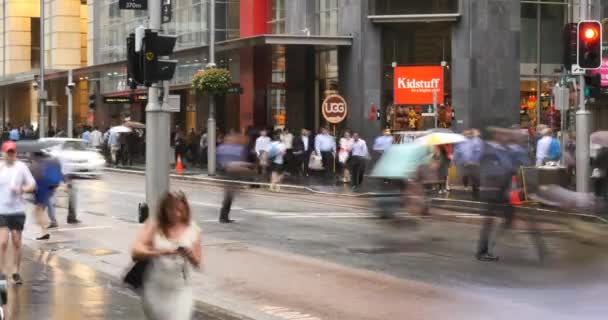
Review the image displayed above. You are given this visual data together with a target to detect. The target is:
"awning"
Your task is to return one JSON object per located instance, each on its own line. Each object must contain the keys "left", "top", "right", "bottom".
{"left": 368, "top": 13, "right": 461, "bottom": 23}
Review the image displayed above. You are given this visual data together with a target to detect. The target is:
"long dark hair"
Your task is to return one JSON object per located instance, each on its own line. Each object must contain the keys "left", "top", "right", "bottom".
{"left": 157, "top": 191, "right": 191, "bottom": 237}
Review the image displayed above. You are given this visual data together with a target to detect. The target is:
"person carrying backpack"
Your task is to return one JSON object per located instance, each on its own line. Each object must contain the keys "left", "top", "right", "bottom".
{"left": 31, "top": 152, "right": 64, "bottom": 240}
{"left": 268, "top": 132, "right": 287, "bottom": 192}
{"left": 535, "top": 128, "right": 559, "bottom": 166}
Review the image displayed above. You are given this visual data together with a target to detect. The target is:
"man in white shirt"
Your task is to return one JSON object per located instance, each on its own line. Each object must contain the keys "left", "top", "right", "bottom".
{"left": 269, "top": 133, "right": 287, "bottom": 191}
{"left": 0, "top": 141, "right": 36, "bottom": 285}
{"left": 90, "top": 127, "right": 103, "bottom": 149}
{"left": 349, "top": 133, "right": 369, "bottom": 189}
{"left": 314, "top": 127, "right": 336, "bottom": 178}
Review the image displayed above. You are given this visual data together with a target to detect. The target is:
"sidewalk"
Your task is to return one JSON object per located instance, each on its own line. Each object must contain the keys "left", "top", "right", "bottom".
{"left": 21, "top": 206, "right": 570, "bottom": 320}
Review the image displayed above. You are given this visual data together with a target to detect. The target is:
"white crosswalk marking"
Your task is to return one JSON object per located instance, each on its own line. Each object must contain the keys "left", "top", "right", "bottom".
{"left": 259, "top": 305, "right": 321, "bottom": 320}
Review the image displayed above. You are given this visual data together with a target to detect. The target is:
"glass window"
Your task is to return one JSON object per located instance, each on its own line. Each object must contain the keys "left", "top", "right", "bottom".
{"left": 370, "top": 0, "right": 458, "bottom": 15}
{"left": 268, "top": 0, "right": 286, "bottom": 34}
{"left": 316, "top": 0, "right": 340, "bottom": 36}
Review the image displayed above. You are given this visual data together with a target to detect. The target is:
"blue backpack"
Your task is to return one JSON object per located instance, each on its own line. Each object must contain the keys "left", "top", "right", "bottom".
{"left": 42, "top": 160, "right": 63, "bottom": 187}
{"left": 267, "top": 142, "right": 280, "bottom": 160}
{"left": 547, "top": 138, "right": 561, "bottom": 161}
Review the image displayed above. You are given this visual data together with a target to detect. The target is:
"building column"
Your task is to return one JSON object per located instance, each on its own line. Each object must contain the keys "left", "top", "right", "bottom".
{"left": 47, "top": 0, "right": 81, "bottom": 70}
{"left": 338, "top": 0, "right": 382, "bottom": 142}
{"left": 451, "top": 0, "right": 520, "bottom": 131}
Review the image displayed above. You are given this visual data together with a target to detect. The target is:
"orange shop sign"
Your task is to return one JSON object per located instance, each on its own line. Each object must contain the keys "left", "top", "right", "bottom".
{"left": 394, "top": 66, "right": 444, "bottom": 105}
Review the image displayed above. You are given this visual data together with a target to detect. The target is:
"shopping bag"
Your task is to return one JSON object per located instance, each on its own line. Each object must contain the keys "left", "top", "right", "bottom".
{"left": 338, "top": 149, "right": 349, "bottom": 164}
{"left": 309, "top": 154, "right": 324, "bottom": 171}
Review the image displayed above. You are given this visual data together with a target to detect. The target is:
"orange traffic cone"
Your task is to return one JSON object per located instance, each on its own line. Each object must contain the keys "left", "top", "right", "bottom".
{"left": 176, "top": 155, "right": 184, "bottom": 174}
{"left": 509, "top": 175, "right": 522, "bottom": 206}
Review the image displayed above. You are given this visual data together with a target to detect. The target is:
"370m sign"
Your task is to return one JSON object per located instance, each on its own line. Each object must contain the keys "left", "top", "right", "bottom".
{"left": 322, "top": 95, "right": 348, "bottom": 124}
{"left": 119, "top": 0, "right": 147, "bottom": 10}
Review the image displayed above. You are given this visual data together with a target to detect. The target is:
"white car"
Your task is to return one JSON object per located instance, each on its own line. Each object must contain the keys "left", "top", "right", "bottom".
{"left": 40, "top": 138, "right": 106, "bottom": 177}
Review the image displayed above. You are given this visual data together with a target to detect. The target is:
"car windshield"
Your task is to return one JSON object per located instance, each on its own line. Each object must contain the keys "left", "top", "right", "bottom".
{"left": 62, "top": 141, "right": 88, "bottom": 151}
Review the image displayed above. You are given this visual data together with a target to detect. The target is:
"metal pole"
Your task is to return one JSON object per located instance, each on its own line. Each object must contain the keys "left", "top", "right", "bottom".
{"left": 67, "top": 69, "right": 73, "bottom": 138}
{"left": 207, "top": 0, "right": 216, "bottom": 176}
{"left": 536, "top": 3, "right": 542, "bottom": 127}
{"left": 433, "top": 91, "right": 438, "bottom": 128}
{"left": 145, "top": 0, "right": 170, "bottom": 216}
{"left": 576, "top": 0, "right": 591, "bottom": 193}
{"left": 39, "top": 0, "right": 46, "bottom": 138}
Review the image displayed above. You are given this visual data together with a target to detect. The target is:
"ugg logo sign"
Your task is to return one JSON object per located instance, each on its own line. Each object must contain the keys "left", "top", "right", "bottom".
{"left": 322, "top": 95, "right": 348, "bottom": 124}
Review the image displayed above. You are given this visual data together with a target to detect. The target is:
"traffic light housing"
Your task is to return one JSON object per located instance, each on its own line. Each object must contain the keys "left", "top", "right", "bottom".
{"left": 563, "top": 23, "right": 578, "bottom": 69}
{"left": 577, "top": 20, "right": 602, "bottom": 69}
{"left": 142, "top": 30, "right": 177, "bottom": 85}
{"left": 88, "top": 94, "right": 96, "bottom": 109}
{"left": 126, "top": 33, "right": 143, "bottom": 89}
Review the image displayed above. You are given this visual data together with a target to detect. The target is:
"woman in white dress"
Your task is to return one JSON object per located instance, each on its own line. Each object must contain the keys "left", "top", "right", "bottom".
{"left": 338, "top": 131, "right": 354, "bottom": 183}
{"left": 132, "top": 192, "right": 202, "bottom": 320}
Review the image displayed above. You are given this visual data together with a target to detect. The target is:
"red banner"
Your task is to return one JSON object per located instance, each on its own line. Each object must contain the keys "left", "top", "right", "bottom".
{"left": 394, "top": 66, "right": 444, "bottom": 105}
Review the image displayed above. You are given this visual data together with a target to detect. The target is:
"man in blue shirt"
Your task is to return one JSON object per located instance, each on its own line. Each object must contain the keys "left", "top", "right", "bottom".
{"left": 314, "top": 127, "right": 336, "bottom": 179}
{"left": 9, "top": 128, "right": 19, "bottom": 141}
{"left": 81, "top": 127, "right": 91, "bottom": 144}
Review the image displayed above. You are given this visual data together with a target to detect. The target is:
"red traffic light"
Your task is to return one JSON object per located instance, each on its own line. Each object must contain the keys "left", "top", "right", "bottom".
{"left": 577, "top": 20, "right": 603, "bottom": 69}
{"left": 583, "top": 26, "right": 599, "bottom": 41}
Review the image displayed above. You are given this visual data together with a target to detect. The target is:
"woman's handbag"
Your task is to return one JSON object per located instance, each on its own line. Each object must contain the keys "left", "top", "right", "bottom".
{"left": 123, "top": 259, "right": 150, "bottom": 290}
{"left": 309, "top": 153, "right": 324, "bottom": 171}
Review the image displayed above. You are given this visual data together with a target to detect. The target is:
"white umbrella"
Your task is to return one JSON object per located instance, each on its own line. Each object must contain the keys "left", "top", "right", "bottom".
{"left": 109, "top": 125, "right": 132, "bottom": 134}
{"left": 415, "top": 132, "right": 466, "bottom": 146}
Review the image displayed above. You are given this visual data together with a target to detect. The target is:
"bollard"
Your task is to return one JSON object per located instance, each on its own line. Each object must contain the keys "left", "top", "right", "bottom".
{"left": 138, "top": 203, "right": 149, "bottom": 223}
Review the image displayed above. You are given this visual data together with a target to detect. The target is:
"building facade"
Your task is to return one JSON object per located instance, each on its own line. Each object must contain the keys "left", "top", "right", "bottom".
{"left": 0, "top": 0, "right": 605, "bottom": 140}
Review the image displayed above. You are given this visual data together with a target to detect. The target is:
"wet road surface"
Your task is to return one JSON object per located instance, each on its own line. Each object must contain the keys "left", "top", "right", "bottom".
{"left": 48, "top": 173, "right": 608, "bottom": 319}
{"left": 5, "top": 248, "right": 209, "bottom": 320}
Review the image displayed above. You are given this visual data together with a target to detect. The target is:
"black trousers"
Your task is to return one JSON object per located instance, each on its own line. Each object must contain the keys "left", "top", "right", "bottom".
{"left": 219, "top": 186, "right": 236, "bottom": 221}
{"left": 350, "top": 156, "right": 366, "bottom": 187}
{"left": 320, "top": 151, "right": 334, "bottom": 178}
{"left": 462, "top": 164, "right": 481, "bottom": 200}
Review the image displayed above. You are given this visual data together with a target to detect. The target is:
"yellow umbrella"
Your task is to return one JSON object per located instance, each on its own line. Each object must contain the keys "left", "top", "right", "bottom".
{"left": 415, "top": 132, "right": 466, "bottom": 146}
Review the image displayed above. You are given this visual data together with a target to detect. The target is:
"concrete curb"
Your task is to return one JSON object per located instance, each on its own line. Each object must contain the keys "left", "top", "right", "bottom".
{"left": 104, "top": 167, "right": 608, "bottom": 225}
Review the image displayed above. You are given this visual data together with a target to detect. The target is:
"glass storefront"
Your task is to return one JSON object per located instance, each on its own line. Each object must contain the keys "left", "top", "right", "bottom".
{"left": 380, "top": 22, "right": 452, "bottom": 131}
{"left": 520, "top": 0, "right": 569, "bottom": 130}
{"left": 316, "top": 0, "right": 340, "bottom": 35}
{"left": 269, "top": 46, "right": 286, "bottom": 129}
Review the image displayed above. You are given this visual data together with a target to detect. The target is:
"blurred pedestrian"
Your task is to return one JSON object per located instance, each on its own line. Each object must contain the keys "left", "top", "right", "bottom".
{"left": 338, "top": 130, "right": 354, "bottom": 183}
{"left": 131, "top": 192, "right": 202, "bottom": 320}
{"left": 217, "top": 133, "right": 253, "bottom": 223}
{"left": 30, "top": 152, "right": 64, "bottom": 240}
{"left": 280, "top": 128, "right": 294, "bottom": 174}
{"left": 535, "top": 127, "right": 559, "bottom": 166}
{"left": 174, "top": 127, "right": 186, "bottom": 165}
{"left": 8, "top": 127, "right": 19, "bottom": 142}
{"left": 0, "top": 141, "right": 36, "bottom": 285}
{"left": 268, "top": 132, "right": 287, "bottom": 192}
{"left": 109, "top": 131, "right": 120, "bottom": 166}
{"left": 349, "top": 132, "right": 369, "bottom": 190}
{"left": 293, "top": 129, "right": 314, "bottom": 177}
{"left": 314, "top": 127, "right": 336, "bottom": 180}
{"left": 454, "top": 129, "right": 483, "bottom": 200}
{"left": 90, "top": 127, "right": 103, "bottom": 149}
{"left": 255, "top": 129, "right": 271, "bottom": 175}
{"left": 81, "top": 126, "right": 91, "bottom": 144}
{"left": 373, "top": 129, "right": 393, "bottom": 161}
{"left": 199, "top": 128, "right": 208, "bottom": 168}
{"left": 432, "top": 145, "right": 450, "bottom": 194}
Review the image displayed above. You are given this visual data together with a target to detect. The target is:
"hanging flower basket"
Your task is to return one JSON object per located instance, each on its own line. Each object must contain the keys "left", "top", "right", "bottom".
{"left": 192, "top": 68, "right": 232, "bottom": 95}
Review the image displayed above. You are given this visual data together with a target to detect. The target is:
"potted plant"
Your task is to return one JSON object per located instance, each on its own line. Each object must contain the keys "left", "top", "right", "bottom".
{"left": 191, "top": 68, "right": 232, "bottom": 95}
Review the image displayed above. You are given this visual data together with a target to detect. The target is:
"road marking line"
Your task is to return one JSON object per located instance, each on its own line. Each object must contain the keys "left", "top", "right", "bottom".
{"left": 51, "top": 226, "right": 113, "bottom": 232}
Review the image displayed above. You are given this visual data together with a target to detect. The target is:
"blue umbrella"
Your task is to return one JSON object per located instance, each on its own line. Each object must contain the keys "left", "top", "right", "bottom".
{"left": 370, "top": 143, "right": 431, "bottom": 179}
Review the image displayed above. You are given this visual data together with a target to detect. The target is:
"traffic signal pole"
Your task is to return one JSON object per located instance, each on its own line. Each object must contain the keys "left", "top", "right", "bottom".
{"left": 576, "top": 0, "right": 591, "bottom": 193}
{"left": 207, "top": 0, "right": 217, "bottom": 176}
{"left": 145, "top": 0, "right": 170, "bottom": 217}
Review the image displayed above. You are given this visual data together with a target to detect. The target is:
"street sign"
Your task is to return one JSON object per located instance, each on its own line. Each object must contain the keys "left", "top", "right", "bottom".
{"left": 163, "top": 95, "right": 181, "bottom": 112}
{"left": 572, "top": 64, "right": 585, "bottom": 75}
{"left": 394, "top": 66, "right": 444, "bottom": 105}
{"left": 119, "top": 0, "right": 147, "bottom": 10}
{"left": 322, "top": 94, "right": 348, "bottom": 124}
{"left": 162, "top": 0, "right": 172, "bottom": 24}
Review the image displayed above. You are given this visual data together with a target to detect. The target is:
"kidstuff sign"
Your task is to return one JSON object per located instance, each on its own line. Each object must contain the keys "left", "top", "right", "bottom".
{"left": 394, "top": 66, "right": 444, "bottom": 105}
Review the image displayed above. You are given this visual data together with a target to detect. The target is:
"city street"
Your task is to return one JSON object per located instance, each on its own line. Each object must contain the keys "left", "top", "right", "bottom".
{"left": 19, "top": 172, "right": 608, "bottom": 320}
